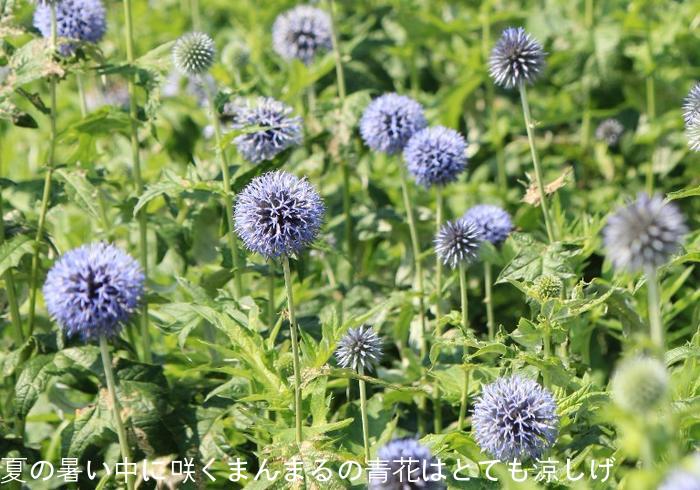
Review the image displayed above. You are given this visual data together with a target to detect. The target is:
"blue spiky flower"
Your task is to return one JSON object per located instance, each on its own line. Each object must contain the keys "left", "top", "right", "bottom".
{"left": 234, "top": 171, "right": 324, "bottom": 259}
{"left": 360, "top": 93, "right": 427, "bottom": 155}
{"left": 603, "top": 193, "right": 687, "bottom": 272}
{"left": 489, "top": 27, "right": 545, "bottom": 89}
{"left": 683, "top": 82, "right": 700, "bottom": 126}
{"left": 225, "top": 97, "right": 303, "bottom": 164}
{"left": 595, "top": 118, "right": 624, "bottom": 146}
{"left": 403, "top": 126, "right": 467, "bottom": 187}
{"left": 172, "top": 32, "right": 216, "bottom": 76}
{"left": 463, "top": 204, "right": 513, "bottom": 245}
{"left": 335, "top": 326, "right": 382, "bottom": 373}
{"left": 34, "top": 0, "right": 106, "bottom": 55}
{"left": 434, "top": 218, "right": 483, "bottom": 269}
{"left": 43, "top": 243, "right": 144, "bottom": 341}
{"left": 369, "top": 438, "right": 445, "bottom": 489}
{"left": 272, "top": 5, "right": 332, "bottom": 65}
{"left": 659, "top": 468, "right": 700, "bottom": 490}
{"left": 472, "top": 375, "right": 558, "bottom": 461}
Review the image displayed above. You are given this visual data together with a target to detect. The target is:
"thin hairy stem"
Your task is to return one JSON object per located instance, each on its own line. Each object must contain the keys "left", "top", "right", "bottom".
{"left": 358, "top": 367, "right": 370, "bottom": 463}
{"left": 283, "top": 257, "right": 303, "bottom": 444}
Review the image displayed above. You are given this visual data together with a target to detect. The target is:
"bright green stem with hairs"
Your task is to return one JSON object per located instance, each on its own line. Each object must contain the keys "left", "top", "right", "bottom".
{"left": 282, "top": 257, "right": 303, "bottom": 445}
{"left": 205, "top": 85, "right": 243, "bottom": 299}
{"left": 519, "top": 82, "right": 555, "bottom": 244}
{"left": 27, "top": 5, "right": 59, "bottom": 336}
{"left": 99, "top": 336, "right": 134, "bottom": 490}
{"left": 268, "top": 270, "right": 275, "bottom": 328}
{"left": 358, "top": 367, "right": 370, "bottom": 463}
{"left": 646, "top": 267, "right": 663, "bottom": 349}
{"left": 484, "top": 263, "right": 495, "bottom": 341}
{"left": 123, "top": 0, "right": 152, "bottom": 362}
{"left": 457, "top": 261, "right": 470, "bottom": 431}
{"left": 433, "top": 190, "right": 444, "bottom": 433}
{"left": 458, "top": 366, "right": 470, "bottom": 432}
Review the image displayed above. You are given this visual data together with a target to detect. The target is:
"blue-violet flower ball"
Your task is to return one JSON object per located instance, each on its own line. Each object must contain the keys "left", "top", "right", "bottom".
{"left": 434, "top": 218, "right": 483, "bottom": 269}
{"left": 234, "top": 171, "right": 324, "bottom": 259}
{"left": 403, "top": 126, "right": 467, "bottom": 187}
{"left": 360, "top": 93, "right": 427, "bottom": 155}
{"left": 659, "top": 468, "right": 700, "bottom": 490}
{"left": 272, "top": 5, "right": 332, "bottom": 65}
{"left": 489, "top": 27, "right": 545, "bottom": 89}
{"left": 335, "top": 325, "right": 382, "bottom": 373}
{"left": 472, "top": 375, "right": 559, "bottom": 461}
{"left": 463, "top": 204, "right": 513, "bottom": 245}
{"left": 595, "top": 118, "right": 624, "bottom": 146}
{"left": 43, "top": 242, "right": 144, "bottom": 341}
{"left": 34, "top": 0, "right": 106, "bottom": 55}
{"left": 225, "top": 97, "right": 303, "bottom": 164}
{"left": 369, "top": 438, "right": 445, "bottom": 490}
{"left": 683, "top": 82, "right": 700, "bottom": 127}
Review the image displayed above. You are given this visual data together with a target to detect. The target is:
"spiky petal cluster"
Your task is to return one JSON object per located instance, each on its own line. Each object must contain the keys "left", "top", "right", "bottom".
{"left": 234, "top": 171, "right": 324, "bottom": 259}
{"left": 463, "top": 205, "right": 513, "bottom": 245}
{"left": 659, "top": 469, "right": 700, "bottom": 490}
{"left": 532, "top": 274, "right": 562, "bottom": 301}
{"left": 42, "top": 243, "right": 144, "bottom": 341}
{"left": 683, "top": 83, "right": 700, "bottom": 151}
{"left": 335, "top": 325, "right": 382, "bottom": 373}
{"left": 225, "top": 97, "right": 303, "bottom": 164}
{"left": 403, "top": 126, "right": 467, "bottom": 187}
{"left": 34, "top": 0, "right": 106, "bottom": 55}
{"left": 611, "top": 357, "right": 669, "bottom": 413}
{"left": 489, "top": 27, "right": 545, "bottom": 89}
{"left": 369, "top": 438, "right": 445, "bottom": 490}
{"left": 472, "top": 375, "right": 559, "bottom": 461}
{"left": 595, "top": 118, "right": 624, "bottom": 146}
{"left": 603, "top": 193, "right": 687, "bottom": 272}
{"left": 434, "top": 218, "right": 483, "bottom": 269}
{"left": 360, "top": 93, "right": 427, "bottom": 155}
{"left": 173, "top": 32, "right": 216, "bottom": 76}
{"left": 272, "top": 5, "right": 332, "bottom": 65}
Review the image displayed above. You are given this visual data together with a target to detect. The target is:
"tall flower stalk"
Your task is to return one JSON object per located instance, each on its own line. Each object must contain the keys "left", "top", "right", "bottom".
{"left": 282, "top": 257, "right": 303, "bottom": 443}
{"left": 433, "top": 190, "right": 444, "bottom": 432}
{"left": 457, "top": 260, "right": 470, "bottom": 430}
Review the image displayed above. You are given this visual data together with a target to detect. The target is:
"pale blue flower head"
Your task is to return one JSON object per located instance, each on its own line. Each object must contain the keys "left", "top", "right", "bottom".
{"left": 434, "top": 218, "right": 482, "bottom": 269}
{"left": 659, "top": 469, "right": 700, "bottom": 490}
{"left": 369, "top": 438, "right": 445, "bottom": 489}
{"left": 335, "top": 325, "right": 382, "bottom": 373}
{"left": 463, "top": 205, "right": 513, "bottom": 245}
{"left": 403, "top": 126, "right": 467, "bottom": 187}
{"left": 34, "top": 0, "right": 106, "bottom": 55}
{"left": 173, "top": 32, "right": 216, "bottom": 76}
{"left": 489, "top": 27, "right": 545, "bottom": 89}
{"left": 43, "top": 243, "right": 144, "bottom": 341}
{"left": 596, "top": 118, "right": 624, "bottom": 146}
{"left": 272, "top": 5, "right": 332, "bottom": 65}
{"left": 360, "top": 93, "right": 427, "bottom": 155}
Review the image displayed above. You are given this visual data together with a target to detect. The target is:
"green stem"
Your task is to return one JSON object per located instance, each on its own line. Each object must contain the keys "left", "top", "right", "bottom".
{"left": 190, "top": 0, "right": 202, "bottom": 30}
{"left": 645, "top": 12, "right": 655, "bottom": 194}
{"left": 458, "top": 366, "right": 469, "bottom": 431}
{"left": 282, "top": 257, "right": 303, "bottom": 445}
{"left": 484, "top": 263, "right": 495, "bottom": 340}
{"left": 205, "top": 85, "right": 243, "bottom": 300}
{"left": 358, "top": 367, "right": 370, "bottom": 463}
{"left": 123, "top": 0, "right": 151, "bottom": 362}
{"left": 0, "top": 168, "right": 22, "bottom": 344}
{"left": 76, "top": 74, "right": 88, "bottom": 117}
{"left": 27, "top": 5, "right": 59, "bottom": 336}
{"left": 519, "top": 82, "right": 555, "bottom": 243}
{"left": 268, "top": 269, "right": 275, "bottom": 328}
{"left": 433, "top": 190, "right": 443, "bottom": 434}
{"left": 99, "top": 336, "right": 134, "bottom": 490}
{"left": 646, "top": 267, "right": 663, "bottom": 349}
{"left": 459, "top": 261, "right": 469, "bottom": 334}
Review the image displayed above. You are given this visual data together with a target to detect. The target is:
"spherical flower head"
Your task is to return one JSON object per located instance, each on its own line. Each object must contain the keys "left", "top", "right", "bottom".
{"left": 659, "top": 469, "right": 700, "bottom": 490}
{"left": 532, "top": 274, "right": 562, "bottom": 301}
{"left": 595, "top": 118, "right": 624, "bottom": 146}
{"left": 686, "top": 120, "right": 700, "bottom": 152}
{"left": 489, "top": 27, "right": 545, "bottom": 89}
{"left": 603, "top": 193, "right": 687, "bottom": 272}
{"left": 42, "top": 243, "right": 144, "bottom": 341}
{"left": 403, "top": 126, "right": 467, "bottom": 187}
{"left": 33, "top": 0, "right": 106, "bottom": 55}
{"left": 463, "top": 204, "right": 513, "bottom": 245}
{"left": 369, "top": 438, "right": 445, "bottom": 490}
{"left": 360, "top": 93, "right": 427, "bottom": 155}
{"left": 611, "top": 357, "right": 669, "bottom": 413}
{"left": 335, "top": 325, "right": 382, "bottom": 373}
{"left": 225, "top": 97, "right": 303, "bottom": 164}
{"left": 173, "top": 32, "right": 215, "bottom": 76}
{"left": 234, "top": 171, "right": 325, "bottom": 259}
{"left": 434, "top": 218, "right": 482, "bottom": 269}
{"left": 683, "top": 82, "right": 700, "bottom": 127}
{"left": 472, "top": 375, "right": 559, "bottom": 461}
{"left": 272, "top": 5, "right": 332, "bottom": 65}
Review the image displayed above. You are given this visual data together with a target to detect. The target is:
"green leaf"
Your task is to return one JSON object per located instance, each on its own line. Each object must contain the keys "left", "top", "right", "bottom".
{"left": 0, "top": 234, "right": 33, "bottom": 277}
{"left": 14, "top": 354, "right": 57, "bottom": 419}
{"left": 55, "top": 168, "right": 104, "bottom": 223}
{"left": 667, "top": 185, "right": 700, "bottom": 201}
{"left": 62, "top": 397, "right": 113, "bottom": 458}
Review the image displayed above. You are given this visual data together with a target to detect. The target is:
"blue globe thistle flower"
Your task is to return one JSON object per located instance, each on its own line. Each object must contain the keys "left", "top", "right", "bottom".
{"left": 403, "top": 126, "right": 467, "bottom": 187}
{"left": 463, "top": 204, "right": 513, "bottom": 245}
{"left": 659, "top": 468, "right": 700, "bottom": 490}
{"left": 42, "top": 243, "right": 144, "bottom": 341}
{"left": 603, "top": 193, "right": 687, "bottom": 272}
{"left": 34, "top": 0, "right": 106, "bottom": 55}
{"left": 434, "top": 218, "right": 482, "bottom": 269}
{"left": 489, "top": 27, "right": 545, "bottom": 89}
{"left": 272, "top": 5, "right": 332, "bottom": 65}
{"left": 472, "top": 375, "right": 559, "bottom": 461}
{"left": 224, "top": 97, "right": 303, "bottom": 164}
{"left": 335, "top": 325, "right": 382, "bottom": 373}
{"left": 369, "top": 438, "right": 445, "bottom": 490}
{"left": 683, "top": 82, "right": 700, "bottom": 126}
{"left": 172, "top": 32, "right": 216, "bottom": 76}
{"left": 595, "top": 118, "right": 624, "bottom": 146}
{"left": 234, "top": 171, "right": 324, "bottom": 259}
{"left": 686, "top": 121, "right": 700, "bottom": 152}
{"left": 360, "top": 93, "right": 427, "bottom": 155}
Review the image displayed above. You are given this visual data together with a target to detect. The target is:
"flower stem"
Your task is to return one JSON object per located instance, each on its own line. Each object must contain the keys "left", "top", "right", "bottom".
{"left": 190, "top": 0, "right": 202, "bottom": 30}
{"left": 282, "top": 256, "right": 303, "bottom": 445}
{"left": 518, "top": 82, "right": 555, "bottom": 243}
{"left": 358, "top": 367, "right": 370, "bottom": 463}
{"left": 76, "top": 74, "right": 89, "bottom": 117}
{"left": 459, "top": 261, "right": 469, "bottom": 335}
{"left": 433, "top": 189, "right": 443, "bottom": 433}
{"left": 268, "top": 269, "right": 275, "bottom": 328}
{"left": 484, "top": 263, "right": 495, "bottom": 340}
{"left": 0, "top": 158, "right": 22, "bottom": 344}
{"left": 27, "top": 4, "right": 59, "bottom": 336}
{"left": 646, "top": 267, "right": 663, "bottom": 349}
{"left": 123, "top": 0, "right": 152, "bottom": 362}
{"left": 204, "top": 86, "right": 243, "bottom": 300}
{"left": 99, "top": 336, "right": 134, "bottom": 490}
{"left": 458, "top": 365, "right": 470, "bottom": 431}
